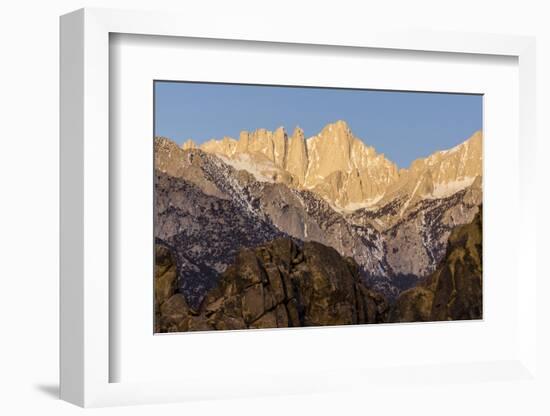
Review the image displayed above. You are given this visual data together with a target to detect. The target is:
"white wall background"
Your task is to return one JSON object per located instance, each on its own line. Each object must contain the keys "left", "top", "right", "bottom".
{"left": 0, "top": 1, "right": 548, "bottom": 415}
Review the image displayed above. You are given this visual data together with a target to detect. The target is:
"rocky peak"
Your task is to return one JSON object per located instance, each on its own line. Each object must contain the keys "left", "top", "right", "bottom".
{"left": 318, "top": 119, "right": 353, "bottom": 139}
{"left": 306, "top": 121, "right": 355, "bottom": 178}
{"left": 274, "top": 126, "right": 287, "bottom": 136}
{"left": 272, "top": 126, "right": 288, "bottom": 168}
{"left": 420, "top": 130, "right": 482, "bottom": 169}
{"left": 291, "top": 126, "right": 305, "bottom": 141}
{"left": 212, "top": 127, "right": 287, "bottom": 168}
{"left": 302, "top": 121, "right": 399, "bottom": 208}
{"left": 155, "top": 137, "right": 186, "bottom": 167}
{"left": 309, "top": 120, "right": 356, "bottom": 163}
{"left": 377, "top": 130, "right": 483, "bottom": 212}
{"left": 286, "top": 127, "right": 308, "bottom": 184}
{"left": 236, "top": 130, "right": 250, "bottom": 153}
{"left": 181, "top": 139, "right": 197, "bottom": 150}
{"left": 249, "top": 128, "right": 277, "bottom": 163}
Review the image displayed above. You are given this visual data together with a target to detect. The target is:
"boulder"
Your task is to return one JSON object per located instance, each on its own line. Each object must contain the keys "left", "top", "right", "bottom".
{"left": 154, "top": 244, "right": 178, "bottom": 306}
{"left": 159, "top": 294, "right": 191, "bottom": 332}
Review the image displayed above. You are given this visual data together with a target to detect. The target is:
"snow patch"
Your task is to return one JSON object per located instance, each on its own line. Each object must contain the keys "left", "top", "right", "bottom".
{"left": 323, "top": 194, "right": 384, "bottom": 214}
{"left": 218, "top": 154, "right": 276, "bottom": 183}
{"left": 428, "top": 177, "right": 475, "bottom": 199}
{"left": 341, "top": 195, "right": 384, "bottom": 212}
{"left": 438, "top": 141, "right": 464, "bottom": 157}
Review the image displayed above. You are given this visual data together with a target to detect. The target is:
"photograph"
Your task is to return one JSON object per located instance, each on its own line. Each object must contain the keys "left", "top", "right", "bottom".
{"left": 2, "top": 0, "right": 544, "bottom": 413}
{"left": 153, "top": 81, "right": 483, "bottom": 332}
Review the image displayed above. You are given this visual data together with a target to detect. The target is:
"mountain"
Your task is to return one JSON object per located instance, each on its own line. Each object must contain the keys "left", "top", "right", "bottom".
{"left": 188, "top": 120, "right": 400, "bottom": 209}
{"left": 155, "top": 121, "right": 482, "bottom": 313}
{"left": 189, "top": 120, "right": 481, "bottom": 214}
{"left": 303, "top": 120, "right": 399, "bottom": 209}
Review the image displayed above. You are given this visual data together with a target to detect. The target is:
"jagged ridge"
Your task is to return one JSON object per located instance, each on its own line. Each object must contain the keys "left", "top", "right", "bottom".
{"left": 183, "top": 120, "right": 482, "bottom": 213}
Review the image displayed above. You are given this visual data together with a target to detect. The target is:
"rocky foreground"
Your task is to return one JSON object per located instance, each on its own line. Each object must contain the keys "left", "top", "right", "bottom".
{"left": 155, "top": 238, "right": 389, "bottom": 332}
{"left": 155, "top": 209, "right": 482, "bottom": 332}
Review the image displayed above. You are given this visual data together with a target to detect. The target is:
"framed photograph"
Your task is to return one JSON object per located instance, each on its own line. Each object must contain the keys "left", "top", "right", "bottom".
{"left": 153, "top": 81, "right": 483, "bottom": 333}
{"left": 60, "top": 8, "right": 539, "bottom": 408}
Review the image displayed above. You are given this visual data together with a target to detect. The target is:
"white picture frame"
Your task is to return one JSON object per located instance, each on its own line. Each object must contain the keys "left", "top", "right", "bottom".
{"left": 60, "top": 7, "right": 539, "bottom": 408}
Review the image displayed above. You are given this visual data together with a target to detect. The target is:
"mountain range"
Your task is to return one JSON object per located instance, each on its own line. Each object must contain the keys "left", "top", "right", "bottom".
{"left": 182, "top": 120, "right": 481, "bottom": 212}
{"left": 155, "top": 120, "right": 482, "bottom": 312}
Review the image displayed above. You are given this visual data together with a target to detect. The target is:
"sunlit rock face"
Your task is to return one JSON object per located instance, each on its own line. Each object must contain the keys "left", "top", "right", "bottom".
{"left": 190, "top": 121, "right": 481, "bottom": 214}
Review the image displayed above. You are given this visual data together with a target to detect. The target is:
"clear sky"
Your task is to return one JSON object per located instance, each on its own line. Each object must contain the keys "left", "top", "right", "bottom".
{"left": 154, "top": 81, "right": 482, "bottom": 168}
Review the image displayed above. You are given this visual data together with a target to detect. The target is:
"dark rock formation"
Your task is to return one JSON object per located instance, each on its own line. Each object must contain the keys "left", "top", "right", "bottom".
{"left": 154, "top": 243, "right": 179, "bottom": 332}
{"left": 155, "top": 238, "right": 389, "bottom": 332}
{"left": 390, "top": 208, "right": 482, "bottom": 322}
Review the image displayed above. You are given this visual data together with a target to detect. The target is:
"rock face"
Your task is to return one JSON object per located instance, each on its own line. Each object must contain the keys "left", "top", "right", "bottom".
{"left": 390, "top": 208, "right": 483, "bottom": 322}
{"left": 156, "top": 238, "right": 390, "bottom": 332}
{"left": 286, "top": 127, "right": 308, "bottom": 185}
{"left": 181, "top": 139, "right": 197, "bottom": 150}
{"left": 304, "top": 120, "right": 399, "bottom": 208}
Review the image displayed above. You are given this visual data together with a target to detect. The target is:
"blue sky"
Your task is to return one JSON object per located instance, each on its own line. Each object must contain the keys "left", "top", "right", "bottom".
{"left": 154, "top": 81, "right": 482, "bottom": 168}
